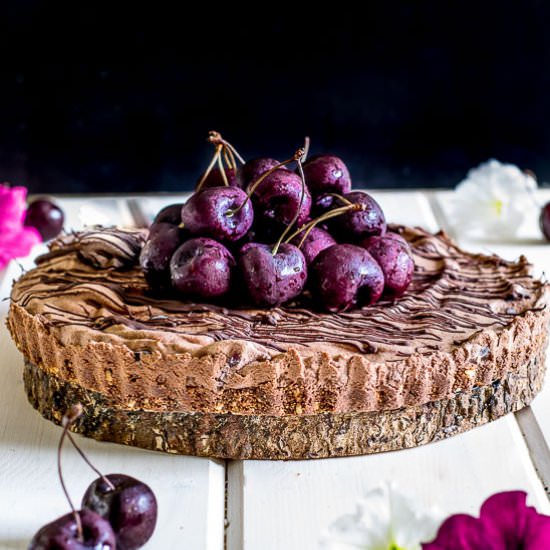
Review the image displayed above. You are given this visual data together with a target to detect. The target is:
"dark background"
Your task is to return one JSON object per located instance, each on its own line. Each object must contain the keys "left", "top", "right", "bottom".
{"left": 1, "top": 2, "right": 549, "bottom": 193}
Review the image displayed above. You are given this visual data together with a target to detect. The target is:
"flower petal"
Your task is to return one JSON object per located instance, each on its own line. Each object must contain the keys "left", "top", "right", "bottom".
{"left": 0, "top": 226, "right": 41, "bottom": 270}
{"left": 0, "top": 184, "right": 28, "bottom": 231}
{"left": 389, "top": 489, "right": 440, "bottom": 548}
{"left": 478, "top": 491, "right": 529, "bottom": 545}
{"left": 524, "top": 510, "right": 550, "bottom": 550}
{"left": 320, "top": 483, "right": 440, "bottom": 550}
{"left": 422, "top": 514, "right": 501, "bottom": 550}
{"left": 448, "top": 159, "right": 538, "bottom": 240}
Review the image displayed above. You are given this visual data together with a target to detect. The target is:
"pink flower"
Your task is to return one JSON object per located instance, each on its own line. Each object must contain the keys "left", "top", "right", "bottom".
{"left": 423, "top": 491, "right": 550, "bottom": 550}
{"left": 0, "top": 183, "right": 42, "bottom": 270}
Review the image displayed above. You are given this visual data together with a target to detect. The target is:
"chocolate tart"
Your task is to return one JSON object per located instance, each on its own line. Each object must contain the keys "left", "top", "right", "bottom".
{"left": 7, "top": 226, "right": 550, "bottom": 459}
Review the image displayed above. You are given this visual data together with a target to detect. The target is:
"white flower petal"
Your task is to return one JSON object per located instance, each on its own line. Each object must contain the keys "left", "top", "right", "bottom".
{"left": 319, "top": 483, "right": 441, "bottom": 550}
{"left": 448, "top": 159, "right": 538, "bottom": 240}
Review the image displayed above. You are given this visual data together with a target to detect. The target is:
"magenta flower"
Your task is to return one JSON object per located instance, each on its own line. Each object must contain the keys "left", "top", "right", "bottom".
{"left": 423, "top": 491, "right": 550, "bottom": 550}
{"left": 0, "top": 183, "right": 42, "bottom": 270}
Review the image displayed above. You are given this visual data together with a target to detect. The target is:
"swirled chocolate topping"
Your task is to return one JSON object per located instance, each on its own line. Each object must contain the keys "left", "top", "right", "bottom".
{"left": 9, "top": 225, "right": 549, "bottom": 360}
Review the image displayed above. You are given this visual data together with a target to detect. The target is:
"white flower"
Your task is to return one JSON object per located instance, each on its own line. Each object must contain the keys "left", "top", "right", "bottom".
{"left": 449, "top": 159, "right": 538, "bottom": 239}
{"left": 319, "top": 483, "right": 440, "bottom": 550}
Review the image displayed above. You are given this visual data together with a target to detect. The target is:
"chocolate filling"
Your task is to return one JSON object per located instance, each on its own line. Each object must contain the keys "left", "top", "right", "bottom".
{"left": 9, "top": 225, "right": 547, "bottom": 358}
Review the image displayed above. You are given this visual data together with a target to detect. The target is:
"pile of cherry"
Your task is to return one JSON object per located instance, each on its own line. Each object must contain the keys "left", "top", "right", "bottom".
{"left": 29, "top": 405, "right": 157, "bottom": 549}
{"left": 140, "top": 132, "right": 415, "bottom": 312}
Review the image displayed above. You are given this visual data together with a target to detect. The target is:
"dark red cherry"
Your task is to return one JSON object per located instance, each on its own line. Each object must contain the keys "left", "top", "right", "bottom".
{"left": 252, "top": 169, "right": 311, "bottom": 232}
{"left": 312, "top": 192, "right": 336, "bottom": 215}
{"left": 291, "top": 227, "right": 337, "bottom": 265}
{"left": 140, "top": 223, "right": 185, "bottom": 290}
{"left": 302, "top": 155, "right": 351, "bottom": 196}
{"left": 540, "top": 202, "right": 550, "bottom": 240}
{"left": 311, "top": 244, "right": 384, "bottom": 312}
{"left": 82, "top": 473, "right": 157, "bottom": 550}
{"left": 181, "top": 187, "right": 254, "bottom": 242}
{"left": 29, "top": 509, "right": 116, "bottom": 550}
{"left": 24, "top": 198, "right": 64, "bottom": 241}
{"left": 170, "top": 237, "right": 235, "bottom": 298}
{"left": 383, "top": 230, "right": 411, "bottom": 250}
{"left": 362, "top": 234, "right": 414, "bottom": 298}
{"left": 197, "top": 166, "right": 239, "bottom": 188}
{"left": 329, "top": 191, "right": 386, "bottom": 239}
{"left": 238, "top": 158, "right": 283, "bottom": 189}
{"left": 153, "top": 203, "right": 184, "bottom": 225}
{"left": 239, "top": 243, "right": 307, "bottom": 306}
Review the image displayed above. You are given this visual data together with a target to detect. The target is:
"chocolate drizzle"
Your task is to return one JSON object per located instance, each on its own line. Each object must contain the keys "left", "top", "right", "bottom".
{"left": 10, "top": 225, "right": 548, "bottom": 357}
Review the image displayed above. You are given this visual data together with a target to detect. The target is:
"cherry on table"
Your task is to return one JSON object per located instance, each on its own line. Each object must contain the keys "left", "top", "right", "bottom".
{"left": 362, "top": 234, "right": 414, "bottom": 298}
{"left": 24, "top": 198, "right": 64, "bottom": 241}
{"left": 181, "top": 186, "right": 253, "bottom": 243}
{"left": 170, "top": 237, "right": 235, "bottom": 298}
{"left": 311, "top": 244, "right": 384, "bottom": 312}
{"left": 82, "top": 473, "right": 157, "bottom": 550}
{"left": 238, "top": 242, "right": 307, "bottom": 306}
{"left": 29, "top": 508, "right": 116, "bottom": 550}
{"left": 302, "top": 154, "right": 351, "bottom": 196}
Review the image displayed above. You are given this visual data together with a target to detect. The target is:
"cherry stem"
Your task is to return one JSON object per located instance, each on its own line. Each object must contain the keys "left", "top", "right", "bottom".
{"left": 227, "top": 147, "right": 305, "bottom": 218}
{"left": 284, "top": 203, "right": 361, "bottom": 247}
{"left": 66, "top": 432, "right": 115, "bottom": 491}
{"left": 323, "top": 192, "right": 354, "bottom": 206}
{"left": 196, "top": 144, "right": 222, "bottom": 191}
{"left": 58, "top": 404, "right": 84, "bottom": 542}
{"left": 272, "top": 148, "right": 307, "bottom": 255}
{"left": 208, "top": 130, "right": 245, "bottom": 164}
{"left": 302, "top": 136, "right": 310, "bottom": 162}
{"left": 223, "top": 147, "right": 237, "bottom": 172}
{"left": 217, "top": 150, "right": 229, "bottom": 186}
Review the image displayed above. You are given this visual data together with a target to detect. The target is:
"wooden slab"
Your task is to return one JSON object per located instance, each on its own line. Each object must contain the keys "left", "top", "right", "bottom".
{"left": 21, "top": 353, "right": 546, "bottom": 460}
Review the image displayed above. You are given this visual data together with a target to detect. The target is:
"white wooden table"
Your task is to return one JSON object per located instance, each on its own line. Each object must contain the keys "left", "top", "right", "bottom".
{"left": 0, "top": 191, "right": 549, "bottom": 549}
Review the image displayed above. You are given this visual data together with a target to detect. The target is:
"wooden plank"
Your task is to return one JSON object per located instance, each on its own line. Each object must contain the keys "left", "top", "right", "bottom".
{"left": 0, "top": 202, "right": 226, "bottom": 549}
{"left": 516, "top": 407, "right": 550, "bottom": 496}
{"left": 228, "top": 417, "right": 549, "bottom": 550}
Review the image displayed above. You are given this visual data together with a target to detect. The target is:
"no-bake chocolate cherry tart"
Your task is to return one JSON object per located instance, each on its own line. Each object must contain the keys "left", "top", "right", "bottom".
{"left": 8, "top": 133, "right": 550, "bottom": 459}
